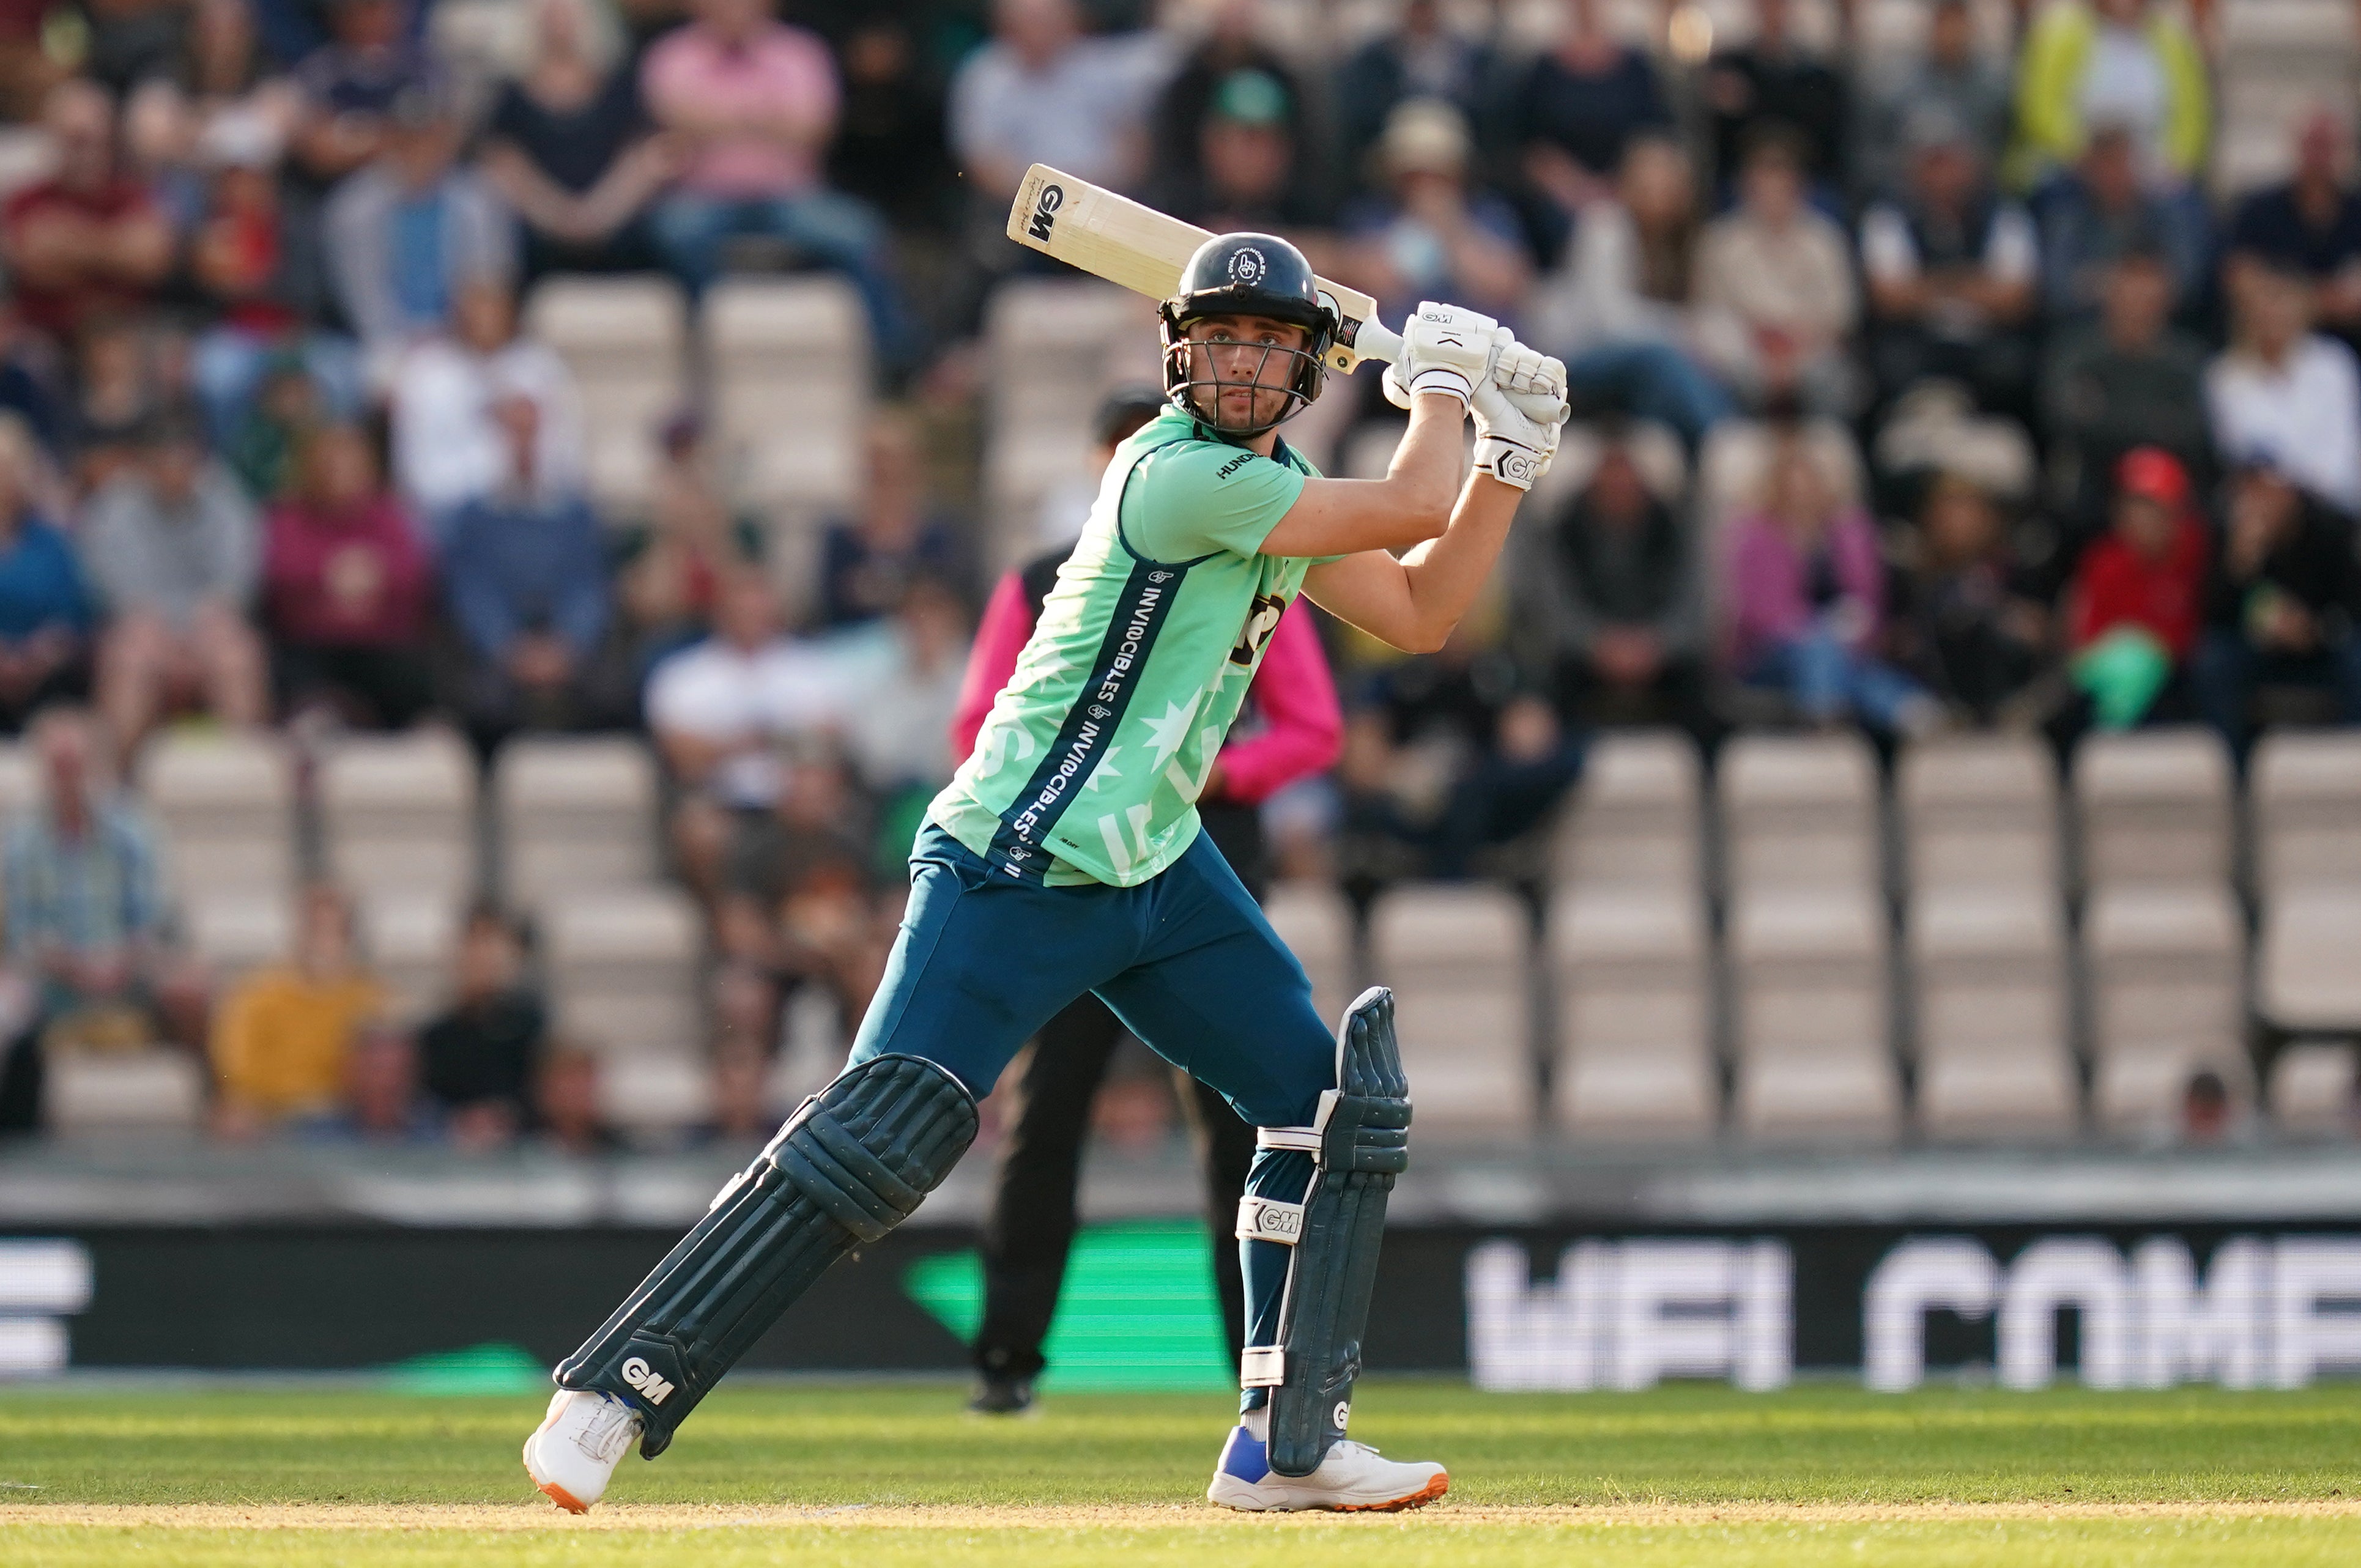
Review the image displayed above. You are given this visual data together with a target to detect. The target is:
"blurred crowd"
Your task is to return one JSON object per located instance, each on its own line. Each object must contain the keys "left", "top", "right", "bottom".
{"left": 0, "top": 0, "right": 2354, "bottom": 1147}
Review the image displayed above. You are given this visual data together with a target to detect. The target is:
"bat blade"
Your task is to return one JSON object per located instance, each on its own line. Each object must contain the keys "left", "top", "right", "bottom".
{"left": 1007, "top": 164, "right": 1399, "bottom": 376}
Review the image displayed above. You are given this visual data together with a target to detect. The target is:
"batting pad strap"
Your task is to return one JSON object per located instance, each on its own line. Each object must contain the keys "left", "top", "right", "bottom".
{"left": 1240, "top": 1345, "right": 1286, "bottom": 1387}
{"left": 1256, "top": 1125, "right": 1322, "bottom": 1154}
{"left": 1236, "top": 1194, "right": 1306, "bottom": 1245}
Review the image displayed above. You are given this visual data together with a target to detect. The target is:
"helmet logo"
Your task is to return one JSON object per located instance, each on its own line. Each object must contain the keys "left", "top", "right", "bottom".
{"left": 1228, "top": 246, "right": 1267, "bottom": 287}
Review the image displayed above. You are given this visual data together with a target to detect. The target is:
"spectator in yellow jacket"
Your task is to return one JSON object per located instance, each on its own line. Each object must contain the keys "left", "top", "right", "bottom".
{"left": 209, "top": 885, "right": 385, "bottom": 1136}
{"left": 2012, "top": 0, "right": 2209, "bottom": 193}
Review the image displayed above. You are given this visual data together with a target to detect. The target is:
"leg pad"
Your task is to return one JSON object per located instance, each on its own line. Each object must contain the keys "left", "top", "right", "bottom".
{"left": 1261, "top": 986, "right": 1410, "bottom": 1476}
{"left": 557, "top": 1053, "right": 976, "bottom": 1456}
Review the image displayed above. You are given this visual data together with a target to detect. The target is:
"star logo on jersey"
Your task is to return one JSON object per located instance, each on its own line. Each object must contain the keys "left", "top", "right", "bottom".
{"left": 1083, "top": 745, "right": 1122, "bottom": 790}
{"left": 1139, "top": 692, "right": 1203, "bottom": 771}
{"left": 1015, "top": 642, "right": 1075, "bottom": 687}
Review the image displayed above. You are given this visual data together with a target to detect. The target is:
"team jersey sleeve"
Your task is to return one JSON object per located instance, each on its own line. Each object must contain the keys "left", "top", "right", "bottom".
{"left": 1119, "top": 440, "right": 1309, "bottom": 563}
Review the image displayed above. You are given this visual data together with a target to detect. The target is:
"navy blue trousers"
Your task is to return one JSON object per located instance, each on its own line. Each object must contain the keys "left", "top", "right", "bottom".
{"left": 849, "top": 823, "right": 1336, "bottom": 1400}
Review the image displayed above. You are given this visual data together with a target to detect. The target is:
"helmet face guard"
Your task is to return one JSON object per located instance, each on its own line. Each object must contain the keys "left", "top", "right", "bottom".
{"left": 1158, "top": 316, "right": 1328, "bottom": 438}
{"left": 1158, "top": 232, "right": 1337, "bottom": 438}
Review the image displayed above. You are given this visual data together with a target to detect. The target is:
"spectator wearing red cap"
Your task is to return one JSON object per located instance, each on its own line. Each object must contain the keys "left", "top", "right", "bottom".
{"left": 2064, "top": 446, "right": 2209, "bottom": 728}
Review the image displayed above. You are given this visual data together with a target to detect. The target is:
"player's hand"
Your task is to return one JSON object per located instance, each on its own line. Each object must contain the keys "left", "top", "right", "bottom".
{"left": 1472, "top": 330, "right": 1567, "bottom": 492}
{"left": 1388, "top": 301, "right": 1497, "bottom": 409}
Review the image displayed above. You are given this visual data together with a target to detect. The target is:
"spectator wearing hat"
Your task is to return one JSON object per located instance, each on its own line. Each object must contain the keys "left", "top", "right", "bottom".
{"left": 1146, "top": 0, "right": 1314, "bottom": 200}
{"left": 324, "top": 83, "right": 516, "bottom": 381}
{"left": 2063, "top": 446, "right": 2207, "bottom": 731}
{"left": 441, "top": 393, "right": 620, "bottom": 745}
{"left": 1859, "top": 107, "right": 2037, "bottom": 417}
{"left": 2225, "top": 108, "right": 2361, "bottom": 353}
{"left": 1694, "top": 127, "right": 1859, "bottom": 415}
{"left": 1856, "top": 0, "right": 2011, "bottom": 201}
{"left": 1340, "top": 98, "right": 1530, "bottom": 327}
{"left": 1147, "top": 67, "right": 1328, "bottom": 238}
{"left": 483, "top": 0, "right": 675, "bottom": 283}
{"left": 261, "top": 423, "right": 434, "bottom": 729}
{"left": 83, "top": 410, "right": 267, "bottom": 748}
{"left": 641, "top": 0, "right": 911, "bottom": 366}
{"left": 1503, "top": 0, "right": 1672, "bottom": 225}
{"left": 1, "top": 81, "right": 175, "bottom": 351}
{"left": 2207, "top": 259, "right": 2361, "bottom": 517}
{"left": 2041, "top": 241, "right": 2214, "bottom": 536}
{"left": 2194, "top": 459, "right": 2361, "bottom": 757}
{"left": 1332, "top": 0, "right": 1493, "bottom": 180}
{"left": 2038, "top": 122, "right": 2204, "bottom": 322}
{"left": 1702, "top": 0, "right": 1848, "bottom": 194}
{"left": 389, "top": 278, "right": 587, "bottom": 538}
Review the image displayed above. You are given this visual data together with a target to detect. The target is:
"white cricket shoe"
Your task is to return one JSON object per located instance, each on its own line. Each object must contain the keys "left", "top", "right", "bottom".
{"left": 1205, "top": 1422, "right": 1448, "bottom": 1512}
{"left": 522, "top": 1388, "right": 641, "bottom": 1513}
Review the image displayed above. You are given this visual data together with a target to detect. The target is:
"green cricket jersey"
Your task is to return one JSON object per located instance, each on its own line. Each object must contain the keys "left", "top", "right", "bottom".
{"left": 927, "top": 407, "right": 1324, "bottom": 887}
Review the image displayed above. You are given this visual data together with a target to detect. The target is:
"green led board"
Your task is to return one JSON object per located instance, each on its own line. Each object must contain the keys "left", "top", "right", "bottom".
{"left": 904, "top": 1218, "right": 1232, "bottom": 1390}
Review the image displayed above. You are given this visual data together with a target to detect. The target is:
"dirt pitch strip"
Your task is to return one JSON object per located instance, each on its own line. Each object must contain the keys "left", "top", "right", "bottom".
{"left": 12, "top": 1500, "right": 2361, "bottom": 1531}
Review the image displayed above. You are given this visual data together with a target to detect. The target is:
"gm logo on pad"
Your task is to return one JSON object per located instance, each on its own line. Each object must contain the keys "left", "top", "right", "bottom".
{"left": 1026, "top": 183, "right": 1065, "bottom": 242}
{"left": 620, "top": 1356, "right": 675, "bottom": 1405}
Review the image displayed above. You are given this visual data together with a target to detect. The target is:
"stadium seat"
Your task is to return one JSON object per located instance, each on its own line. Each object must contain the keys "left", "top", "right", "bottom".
{"left": 705, "top": 277, "right": 870, "bottom": 529}
{"left": 182, "top": 892, "right": 293, "bottom": 980}
{"left": 43, "top": 1047, "right": 204, "bottom": 1131}
{"left": 0, "top": 740, "right": 34, "bottom": 818}
{"left": 522, "top": 276, "right": 688, "bottom": 512}
{"left": 1548, "top": 885, "right": 1716, "bottom": 1139}
{"left": 546, "top": 886, "right": 705, "bottom": 1059}
{"left": 1908, "top": 886, "right": 2077, "bottom": 1140}
{"left": 1728, "top": 885, "right": 1900, "bottom": 1141}
{"left": 1719, "top": 731, "right": 1881, "bottom": 897}
{"left": 981, "top": 279, "right": 1161, "bottom": 571}
{"left": 1262, "top": 878, "right": 1358, "bottom": 1029}
{"left": 2073, "top": 728, "right": 2233, "bottom": 892}
{"left": 493, "top": 736, "right": 662, "bottom": 906}
{"left": 1552, "top": 728, "right": 1703, "bottom": 892}
{"left": 1368, "top": 883, "right": 1533, "bottom": 1136}
{"left": 2084, "top": 886, "right": 2248, "bottom": 1131}
{"left": 138, "top": 732, "right": 295, "bottom": 900}
{"left": 594, "top": 1051, "right": 717, "bottom": 1139}
{"left": 1529, "top": 419, "right": 1687, "bottom": 516}
{"left": 2270, "top": 1040, "right": 2357, "bottom": 1136}
{"left": 318, "top": 729, "right": 480, "bottom": 906}
{"left": 359, "top": 894, "right": 464, "bottom": 1027}
{"left": 1899, "top": 732, "right": 2059, "bottom": 893}
{"left": 2258, "top": 887, "right": 2361, "bottom": 1035}
{"left": 2248, "top": 730, "right": 2361, "bottom": 898}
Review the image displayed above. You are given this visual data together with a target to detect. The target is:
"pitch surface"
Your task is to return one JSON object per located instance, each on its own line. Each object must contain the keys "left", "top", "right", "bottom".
{"left": 2, "top": 1381, "right": 2356, "bottom": 1564}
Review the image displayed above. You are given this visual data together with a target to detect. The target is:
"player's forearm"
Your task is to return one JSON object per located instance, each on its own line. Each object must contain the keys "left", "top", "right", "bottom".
{"left": 1260, "top": 393, "right": 1462, "bottom": 558}
{"left": 1388, "top": 475, "right": 1525, "bottom": 653}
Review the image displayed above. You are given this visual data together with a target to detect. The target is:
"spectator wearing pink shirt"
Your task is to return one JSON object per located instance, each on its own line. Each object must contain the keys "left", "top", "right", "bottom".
{"left": 1723, "top": 436, "right": 1937, "bottom": 735}
{"left": 640, "top": 0, "right": 910, "bottom": 364}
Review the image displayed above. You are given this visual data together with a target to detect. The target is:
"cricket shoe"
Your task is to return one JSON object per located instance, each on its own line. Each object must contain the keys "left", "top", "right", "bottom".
{"left": 1205, "top": 1424, "right": 1448, "bottom": 1512}
{"left": 522, "top": 1388, "right": 641, "bottom": 1512}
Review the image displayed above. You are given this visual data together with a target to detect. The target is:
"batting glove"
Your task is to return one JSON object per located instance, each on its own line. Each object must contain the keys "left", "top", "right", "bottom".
{"left": 1381, "top": 301, "right": 1498, "bottom": 409}
{"left": 1472, "top": 330, "right": 1568, "bottom": 491}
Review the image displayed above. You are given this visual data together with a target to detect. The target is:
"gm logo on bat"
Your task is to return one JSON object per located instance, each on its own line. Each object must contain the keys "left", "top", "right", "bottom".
{"left": 1027, "top": 182, "right": 1065, "bottom": 242}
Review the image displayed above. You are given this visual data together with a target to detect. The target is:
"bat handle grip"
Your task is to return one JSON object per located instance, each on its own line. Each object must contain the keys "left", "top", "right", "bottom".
{"left": 1353, "top": 319, "right": 1403, "bottom": 367}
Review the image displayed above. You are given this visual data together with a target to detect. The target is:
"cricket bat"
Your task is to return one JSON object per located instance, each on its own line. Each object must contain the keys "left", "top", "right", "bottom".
{"left": 1006, "top": 164, "right": 1403, "bottom": 378}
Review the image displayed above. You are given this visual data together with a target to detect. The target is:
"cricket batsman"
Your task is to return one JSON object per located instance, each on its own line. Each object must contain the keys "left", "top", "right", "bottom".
{"left": 524, "top": 232, "right": 1568, "bottom": 1514}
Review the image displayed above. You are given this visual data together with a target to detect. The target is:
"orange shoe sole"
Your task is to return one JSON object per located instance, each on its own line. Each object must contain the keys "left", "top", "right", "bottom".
{"left": 1334, "top": 1472, "right": 1448, "bottom": 1512}
{"left": 533, "top": 1476, "right": 590, "bottom": 1514}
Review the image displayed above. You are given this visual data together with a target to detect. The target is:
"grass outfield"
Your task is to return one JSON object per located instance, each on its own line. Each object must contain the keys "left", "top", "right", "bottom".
{"left": 2, "top": 1380, "right": 2358, "bottom": 1564}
